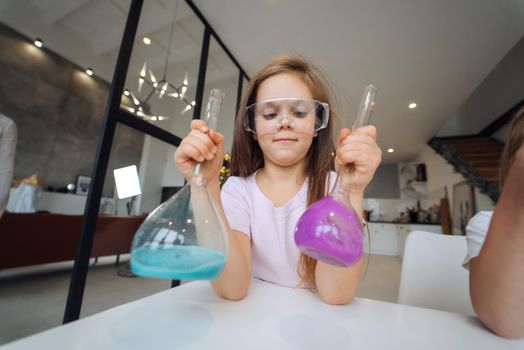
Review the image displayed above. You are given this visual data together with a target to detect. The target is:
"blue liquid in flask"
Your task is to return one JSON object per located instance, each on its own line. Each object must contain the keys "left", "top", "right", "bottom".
{"left": 131, "top": 244, "right": 226, "bottom": 280}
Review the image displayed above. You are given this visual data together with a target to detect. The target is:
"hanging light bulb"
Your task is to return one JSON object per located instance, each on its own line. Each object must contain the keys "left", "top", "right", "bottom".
{"left": 130, "top": 92, "right": 141, "bottom": 106}
{"left": 181, "top": 104, "right": 192, "bottom": 115}
{"left": 149, "top": 70, "right": 157, "bottom": 88}
{"left": 159, "top": 82, "right": 169, "bottom": 99}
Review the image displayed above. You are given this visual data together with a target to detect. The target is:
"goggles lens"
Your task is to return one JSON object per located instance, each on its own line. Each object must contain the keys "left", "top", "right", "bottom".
{"left": 244, "top": 98, "right": 329, "bottom": 133}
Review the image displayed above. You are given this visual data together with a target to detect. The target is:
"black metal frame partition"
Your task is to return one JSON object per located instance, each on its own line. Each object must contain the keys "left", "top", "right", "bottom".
{"left": 63, "top": 0, "right": 249, "bottom": 324}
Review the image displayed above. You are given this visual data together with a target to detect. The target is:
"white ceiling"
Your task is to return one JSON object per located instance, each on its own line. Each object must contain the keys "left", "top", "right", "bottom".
{"left": 1, "top": 0, "right": 524, "bottom": 163}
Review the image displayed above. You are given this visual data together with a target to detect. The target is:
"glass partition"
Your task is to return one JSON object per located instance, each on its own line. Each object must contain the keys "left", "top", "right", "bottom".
{"left": 0, "top": 1, "right": 129, "bottom": 344}
{"left": 121, "top": 0, "right": 204, "bottom": 136}
{"left": 82, "top": 122, "right": 183, "bottom": 318}
{"left": 199, "top": 37, "right": 240, "bottom": 154}
{"left": 0, "top": 0, "right": 248, "bottom": 343}
{"left": 242, "top": 74, "right": 249, "bottom": 104}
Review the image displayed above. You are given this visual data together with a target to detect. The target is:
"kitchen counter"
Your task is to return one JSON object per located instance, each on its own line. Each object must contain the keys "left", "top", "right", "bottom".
{"left": 368, "top": 221, "right": 441, "bottom": 226}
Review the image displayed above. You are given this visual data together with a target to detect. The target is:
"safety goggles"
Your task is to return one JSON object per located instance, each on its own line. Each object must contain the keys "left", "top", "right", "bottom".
{"left": 244, "top": 98, "right": 329, "bottom": 133}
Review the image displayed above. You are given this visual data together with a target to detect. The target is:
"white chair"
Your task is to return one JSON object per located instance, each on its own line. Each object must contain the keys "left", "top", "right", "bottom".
{"left": 398, "top": 230, "right": 475, "bottom": 316}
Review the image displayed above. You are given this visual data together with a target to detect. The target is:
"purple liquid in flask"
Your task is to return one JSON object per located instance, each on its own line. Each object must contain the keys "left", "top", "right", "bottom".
{"left": 294, "top": 84, "right": 377, "bottom": 267}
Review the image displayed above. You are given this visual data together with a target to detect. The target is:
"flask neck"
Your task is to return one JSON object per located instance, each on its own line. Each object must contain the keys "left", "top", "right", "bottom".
{"left": 190, "top": 167, "right": 207, "bottom": 187}
{"left": 191, "top": 163, "right": 207, "bottom": 187}
{"left": 331, "top": 166, "right": 353, "bottom": 207}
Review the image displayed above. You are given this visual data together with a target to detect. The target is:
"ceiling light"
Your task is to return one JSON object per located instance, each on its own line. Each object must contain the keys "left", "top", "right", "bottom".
{"left": 142, "top": 37, "right": 151, "bottom": 45}
{"left": 85, "top": 68, "right": 93, "bottom": 76}
{"left": 123, "top": 89, "right": 130, "bottom": 96}
{"left": 34, "top": 38, "right": 43, "bottom": 48}
{"left": 408, "top": 102, "right": 417, "bottom": 109}
{"left": 387, "top": 148, "right": 394, "bottom": 153}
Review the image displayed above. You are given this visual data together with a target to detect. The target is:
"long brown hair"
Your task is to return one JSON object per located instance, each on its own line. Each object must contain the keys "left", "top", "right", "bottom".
{"left": 499, "top": 105, "right": 524, "bottom": 191}
{"left": 230, "top": 55, "right": 337, "bottom": 291}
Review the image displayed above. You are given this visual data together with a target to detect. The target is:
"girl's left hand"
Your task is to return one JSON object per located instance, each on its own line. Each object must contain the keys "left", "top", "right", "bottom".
{"left": 336, "top": 125, "right": 382, "bottom": 193}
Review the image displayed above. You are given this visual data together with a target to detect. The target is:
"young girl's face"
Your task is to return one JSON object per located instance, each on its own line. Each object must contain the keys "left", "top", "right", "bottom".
{"left": 254, "top": 73, "right": 317, "bottom": 168}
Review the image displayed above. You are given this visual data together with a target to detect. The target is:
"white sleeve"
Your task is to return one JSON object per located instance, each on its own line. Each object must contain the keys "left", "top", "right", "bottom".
{"left": 463, "top": 211, "right": 493, "bottom": 270}
{"left": 220, "top": 177, "right": 251, "bottom": 238}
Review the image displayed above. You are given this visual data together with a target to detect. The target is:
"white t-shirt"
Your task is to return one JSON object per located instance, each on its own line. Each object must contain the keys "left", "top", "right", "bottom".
{"left": 463, "top": 211, "right": 493, "bottom": 269}
{"left": 221, "top": 171, "right": 336, "bottom": 288}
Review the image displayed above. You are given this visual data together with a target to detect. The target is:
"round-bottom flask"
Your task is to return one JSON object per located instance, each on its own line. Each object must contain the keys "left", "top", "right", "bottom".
{"left": 294, "top": 178, "right": 364, "bottom": 267}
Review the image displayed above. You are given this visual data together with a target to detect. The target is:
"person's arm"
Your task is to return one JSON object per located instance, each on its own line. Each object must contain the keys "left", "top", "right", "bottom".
{"left": 175, "top": 120, "right": 251, "bottom": 300}
{"left": 315, "top": 126, "right": 381, "bottom": 304}
{"left": 0, "top": 119, "right": 17, "bottom": 217}
{"left": 469, "top": 146, "right": 524, "bottom": 339}
{"left": 207, "top": 181, "right": 252, "bottom": 300}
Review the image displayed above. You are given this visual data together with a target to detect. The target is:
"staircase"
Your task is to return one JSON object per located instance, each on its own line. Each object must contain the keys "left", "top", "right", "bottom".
{"left": 428, "top": 135, "right": 503, "bottom": 202}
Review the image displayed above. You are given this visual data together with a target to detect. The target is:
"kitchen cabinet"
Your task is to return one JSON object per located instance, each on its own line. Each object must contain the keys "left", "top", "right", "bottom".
{"left": 365, "top": 222, "right": 442, "bottom": 258}
{"left": 365, "top": 223, "right": 398, "bottom": 256}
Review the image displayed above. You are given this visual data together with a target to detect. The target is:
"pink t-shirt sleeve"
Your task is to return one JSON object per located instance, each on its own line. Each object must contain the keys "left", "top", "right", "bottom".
{"left": 221, "top": 177, "right": 251, "bottom": 238}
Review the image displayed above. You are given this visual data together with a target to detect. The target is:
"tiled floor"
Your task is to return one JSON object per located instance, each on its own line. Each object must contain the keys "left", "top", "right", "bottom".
{"left": 0, "top": 254, "right": 402, "bottom": 345}
{"left": 357, "top": 254, "right": 402, "bottom": 303}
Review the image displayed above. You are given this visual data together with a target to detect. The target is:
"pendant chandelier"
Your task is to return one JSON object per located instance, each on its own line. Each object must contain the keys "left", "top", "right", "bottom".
{"left": 121, "top": 0, "right": 194, "bottom": 121}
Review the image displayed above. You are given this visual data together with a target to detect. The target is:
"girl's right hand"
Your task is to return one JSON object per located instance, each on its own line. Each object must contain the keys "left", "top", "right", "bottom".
{"left": 174, "top": 119, "right": 224, "bottom": 185}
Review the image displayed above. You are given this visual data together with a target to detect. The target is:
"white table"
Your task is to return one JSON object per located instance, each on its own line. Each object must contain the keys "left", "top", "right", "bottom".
{"left": 2, "top": 280, "right": 522, "bottom": 349}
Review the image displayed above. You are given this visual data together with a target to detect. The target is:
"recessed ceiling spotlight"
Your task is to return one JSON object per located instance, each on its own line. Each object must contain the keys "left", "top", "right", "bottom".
{"left": 142, "top": 37, "right": 151, "bottom": 45}
{"left": 85, "top": 68, "right": 93, "bottom": 76}
{"left": 387, "top": 148, "right": 394, "bottom": 153}
{"left": 34, "top": 38, "right": 43, "bottom": 48}
{"left": 408, "top": 102, "right": 417, "bottom": 109}
{"left": 123, "top": 89, "right": 130, "bottom": 96}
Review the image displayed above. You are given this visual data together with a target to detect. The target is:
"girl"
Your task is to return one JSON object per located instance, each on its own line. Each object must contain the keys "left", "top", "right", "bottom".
{"left": 465, "top": 105, "right": 524, "bottom": 338}
{"left": 175, "top": 56, "right": 381, "bottom": 304}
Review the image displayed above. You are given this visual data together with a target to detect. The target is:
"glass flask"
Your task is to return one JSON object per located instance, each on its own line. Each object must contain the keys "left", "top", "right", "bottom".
{"left": 294, "top": 85, "right": 377, "bottom": 267}
{"left": 130, "top": 89, "right": 228, "bottom": 280}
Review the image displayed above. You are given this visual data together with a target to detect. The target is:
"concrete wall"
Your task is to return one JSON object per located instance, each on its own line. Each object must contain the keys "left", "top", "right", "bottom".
{"left": 0, "top": 23, "right": 144, "bottom": 197}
